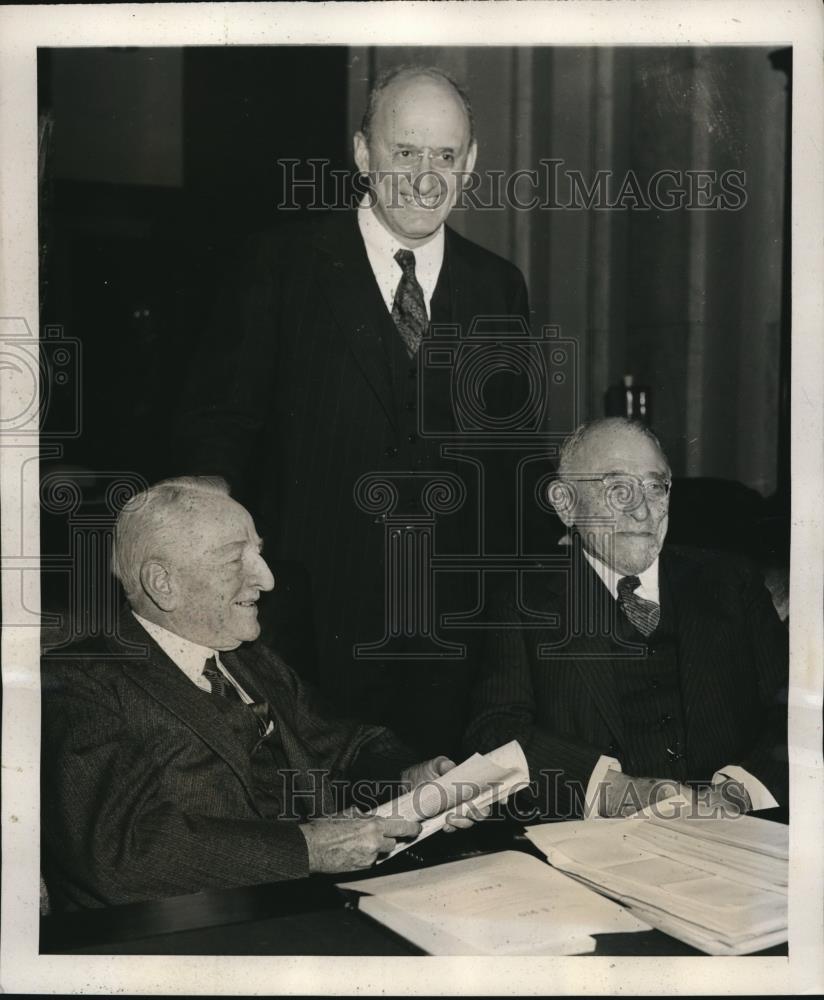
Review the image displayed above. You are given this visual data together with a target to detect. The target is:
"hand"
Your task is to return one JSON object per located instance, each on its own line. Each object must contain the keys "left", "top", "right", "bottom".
{"left": 401, "top": 756, "right": 492, "bottom": 832}
{"left": 601, "top": 771, "right": 692, "bottom": 817}
{"left": 400, "top": 755, "right": 455, "bottom": 790}
{"left": 299, "top": 814, "right": 421, "bottom": 873}
{"left": 442, "top": 798, "right": 493, "bottom": 833}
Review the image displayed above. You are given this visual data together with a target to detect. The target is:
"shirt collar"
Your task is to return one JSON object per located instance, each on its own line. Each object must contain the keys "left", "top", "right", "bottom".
{"left": 582, "top": 548, "right": 660, "bottom": 605}
{"left": 132, "top": 611, "right": 217, "bottom": 686}
{"left": 357, "top": 197, "right": 445, "bottom": 295}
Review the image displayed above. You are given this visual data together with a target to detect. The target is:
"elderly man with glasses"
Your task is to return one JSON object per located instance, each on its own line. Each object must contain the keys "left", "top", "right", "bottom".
{"left": 464, "top": 417, "right": 788, "bottom": 819}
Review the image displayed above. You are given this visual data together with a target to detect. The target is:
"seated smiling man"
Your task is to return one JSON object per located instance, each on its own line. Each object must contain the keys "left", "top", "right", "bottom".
{"left": 464, "top": 418, "right": 788, "bottom": 820}
{"left": 42, "top": 477, "right": 482, "bottom": 910}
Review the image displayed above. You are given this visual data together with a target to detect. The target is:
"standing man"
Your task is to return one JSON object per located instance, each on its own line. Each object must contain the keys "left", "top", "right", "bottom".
{"left": 464, "top": 418, "right": 788, "bottom": 818}
{"left": 174, "top": 66, "right": 530, "bottom": 756}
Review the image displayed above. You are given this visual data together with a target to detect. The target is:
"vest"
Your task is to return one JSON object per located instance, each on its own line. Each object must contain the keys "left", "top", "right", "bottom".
{"left": 610, "top": 566, "right": 689, "bottom": 783}
{"left": 203, "top": 695, "right": 320, "bottom": 821}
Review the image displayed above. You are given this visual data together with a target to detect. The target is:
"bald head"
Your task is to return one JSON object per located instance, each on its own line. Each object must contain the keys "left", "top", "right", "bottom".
{"left": 360, "top": 66, "right": 475, "bottom": 146}
{"left": 113, "top": 477, "right": 274, "bottom": 650}
{"left": 558, "top": 418, "right": 670, "bottom": 478}
{"left": 354, "top": 66, "right": 478, "bottom": 247}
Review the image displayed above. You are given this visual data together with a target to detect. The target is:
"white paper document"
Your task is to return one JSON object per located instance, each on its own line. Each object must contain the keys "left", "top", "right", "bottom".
{"left": 371, "top": 739, "right": 530, "bottom": 860}
{"left": 338, "top": 850, "right": 649, "bottom": 955}
{"left": 525, "top": 814, "right": 788, "bottom": 955}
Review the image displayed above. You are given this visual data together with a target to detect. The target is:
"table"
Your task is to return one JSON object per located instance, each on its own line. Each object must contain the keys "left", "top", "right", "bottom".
{"left": 40, "top": 818, "right": 788, "bottom": 957}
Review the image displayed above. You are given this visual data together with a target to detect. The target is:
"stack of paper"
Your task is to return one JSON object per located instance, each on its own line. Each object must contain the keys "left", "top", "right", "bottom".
{"left": 525, "top": 814, "right": 788, "bottom": 955}
{"left": 338, "top": 851, "right": 650, "bottom": 955}
{"left": 372, "top": 740, "right": 530, "bottom": 860}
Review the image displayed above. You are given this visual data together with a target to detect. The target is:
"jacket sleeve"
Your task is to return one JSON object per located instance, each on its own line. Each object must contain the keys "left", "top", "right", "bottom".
{"left": 735, "top": 566, "right": 789, "bottom": 808}
{"left": 463, "top": 596, "right": 608, "bottom": 817}
{"left": 41, "top": 664, "right": 310, "bottom": 908}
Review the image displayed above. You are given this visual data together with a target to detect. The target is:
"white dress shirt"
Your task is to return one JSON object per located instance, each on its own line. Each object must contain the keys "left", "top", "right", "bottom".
{"left": 132, "top": 612, "right": 265, "bottom": 716}
{"left": 357, "top": 199, "right": 445, "bottom": 319}
{"left": 578, "top": 554, "right": 778, "bottom": 815}
{"left": 583, "top": 548, "right": 659, "bottom": 605}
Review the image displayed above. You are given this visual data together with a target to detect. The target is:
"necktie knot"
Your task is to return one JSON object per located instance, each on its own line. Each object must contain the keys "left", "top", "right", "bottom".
{"left": 616, "top": 575, "right": 660, "bottom": 636}
{"left": 617, "top": 575, "right": 642, "bottom": 600}
{"left": 394, "top": 247, "right": 417, "bottom": 276}
{"left": 202, "top": 655, "right": 232, "bottom": 698}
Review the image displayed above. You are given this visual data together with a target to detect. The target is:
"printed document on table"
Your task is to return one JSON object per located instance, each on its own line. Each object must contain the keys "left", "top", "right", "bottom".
{"left": 524, "top": 814, "right": 787, "bottom": 955}
{"left": 338, "top": 850, "right": 649, "bottom": 956}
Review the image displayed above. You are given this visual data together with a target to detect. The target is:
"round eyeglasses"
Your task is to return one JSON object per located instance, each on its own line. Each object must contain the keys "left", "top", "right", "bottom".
{"left": 573, "top": 474, "right": 672, "bottom": 512}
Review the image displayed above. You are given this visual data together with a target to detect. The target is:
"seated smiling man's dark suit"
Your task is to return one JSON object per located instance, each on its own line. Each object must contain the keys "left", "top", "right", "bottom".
{"left": 41, "top": 615, "right": 414, "bottom": 910}
{"left": 41, "top": 478, "right": 482, "bottom": 910}
{"left": 173, "top": 67, "right": 529, "bottom": 757}
{"left": 464, "top": 419, "right": 788, "bottom": 818}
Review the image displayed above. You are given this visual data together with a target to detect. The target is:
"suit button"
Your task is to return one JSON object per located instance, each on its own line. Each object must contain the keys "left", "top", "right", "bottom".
{"left": 648, "top": 646, "right": 656, "bottom": 656}
{"left": 407, "top": 433, "right": 418, "bottom": 445}
{"left": 385, "top": 445, "right": 398, "bottom": 457}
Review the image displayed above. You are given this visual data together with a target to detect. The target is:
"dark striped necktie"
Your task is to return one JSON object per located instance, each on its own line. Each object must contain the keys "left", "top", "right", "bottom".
{"left": 616, "top": 575, "right": 661, "bottom": 636}
{"left": 202, "top": 656, "right": 272, "bottom": 738}
{"left": 392, "top": 249, "right": 428, "bottom": 357}
{"left": 202, "top": 655, "right": 236, "bottom": 700}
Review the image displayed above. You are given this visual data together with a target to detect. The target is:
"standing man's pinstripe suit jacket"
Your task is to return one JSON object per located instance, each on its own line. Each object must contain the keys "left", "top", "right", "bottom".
{"left": 172, "top": 211, "right": 530, "bottom": 757}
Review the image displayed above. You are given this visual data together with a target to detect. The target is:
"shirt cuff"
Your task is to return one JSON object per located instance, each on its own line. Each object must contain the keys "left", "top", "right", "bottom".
{"left": 585, "top": 755, "right": 622, "bottom": 818}
{"left": 713, "top": 765, "right": 779, "bottom": 812}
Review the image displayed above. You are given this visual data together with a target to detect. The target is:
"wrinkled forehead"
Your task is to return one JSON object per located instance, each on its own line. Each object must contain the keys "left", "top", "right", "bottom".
{"left": 373, "top": 76, "right": 471, "bottom": 145}
{"left": 163, "top": 494, "right": 259, "bottom": 557}
{"left": 572, "top": 427, "right": 669, "bottom": 478}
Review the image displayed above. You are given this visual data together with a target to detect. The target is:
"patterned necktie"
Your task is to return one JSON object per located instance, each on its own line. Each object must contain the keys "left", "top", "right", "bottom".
{"left": 616, "top": 575, "right": 661, "bottom": 636}
{"left": 202, "top": 656, "right": 272, "bottom": 738}
{"left": 392, "top": 248, "right": 428, "bottom": 357}
{"left": 202, "top": 655, "right": 235, "bottom": 700}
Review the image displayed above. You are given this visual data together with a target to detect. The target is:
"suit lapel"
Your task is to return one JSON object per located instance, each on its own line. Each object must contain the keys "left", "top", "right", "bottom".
{"left": 223, "top": 647, "right": 320, "bottom": 778}
{"left": 660, "top": 549, "right": 726, "bottom": 729}
{"left": 534, "top": 548, "right": 628, "bottom": 747}
{"left": 571, "top": 558, "right": 628, "bottom": 749}
{"left": 116, "top": 616, "right": 260, "bottom": 809}
{"left": 311, "top": 214, "right": 398, "bottom": 429}
{"left": 435, "top": 226, "right": 468, "bottom": 327}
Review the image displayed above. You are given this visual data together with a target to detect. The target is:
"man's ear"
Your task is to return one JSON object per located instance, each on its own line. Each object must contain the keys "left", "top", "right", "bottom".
{"left": 140, "top": 560, "right": 177, "bottom": 612}
{"left": 353, "top": 131, "right": 370, "bottom": 175}
{"left": 548, "top": 479, "right": 576, "bottom": 528}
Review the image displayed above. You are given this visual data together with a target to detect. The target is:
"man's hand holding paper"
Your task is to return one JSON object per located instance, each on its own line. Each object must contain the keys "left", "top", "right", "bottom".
{"left": 400, "top": 755, "right": 493, "bottom": 831}
{"left": 373, "top": 740, "right": 530, "bottom": 859}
